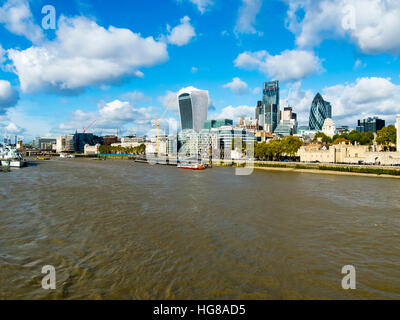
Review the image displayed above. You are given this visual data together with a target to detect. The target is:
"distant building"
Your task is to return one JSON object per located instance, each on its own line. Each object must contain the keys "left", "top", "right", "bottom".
{"left": 178, "top": 87, "right": 209, "bottom": 132}
{"left": 336, "top": 126, "right": 350, "bottom": 134}
{"left": 204, "top": 119, "right": 233, "bottom": 130}
{"left": 309, "top": 93, "right": 332, "bottom": 131}
{"left": 237, "top": 117, "right": 258, "bottom": 131}
{"left": 84, "top": 144, "right": 101, "bottom": 156}
{"left": 73, "top": 133, "right": 104, "bottom": 154}
{"left": 322, "top": 118, "right": 336, "bottom": 138}
{"left": 274, "top": 106, "right": 298, "bottom": 136}
{"left": 103, "top": 135, "right": 119, "bottom": 146}
{"left": 32, "top": 137, "right": 56, "bottom": 151}
{"left": 57, "top": 135, "right": 75, "bottom": 153}
{"left": 261, "top": 81, "right": 280, "bottom": 133}
{"left": 356, "top": 117, "right": 385, "bottom": 133}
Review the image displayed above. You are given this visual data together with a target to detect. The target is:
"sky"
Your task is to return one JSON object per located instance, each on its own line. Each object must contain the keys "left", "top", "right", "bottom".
{"left": 1, "top": 0, "right": 400, "bottom": 141}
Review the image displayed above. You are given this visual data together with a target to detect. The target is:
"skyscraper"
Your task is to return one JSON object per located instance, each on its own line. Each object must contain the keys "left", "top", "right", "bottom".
{"left": 178, "top": 87, "right": 209, "bottom": 132}
{"left": 309, "top": 93, "right": 332, "bottom": 131}
{"left": 356, "top": 117, "right": 385, "bottom": 134}
{"left": 262, "top": 81, "right": 280, "bottom": 133}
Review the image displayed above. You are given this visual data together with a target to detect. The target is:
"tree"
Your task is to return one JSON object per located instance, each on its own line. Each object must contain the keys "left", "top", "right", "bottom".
{"left": 314, "top": 132, "right": 332, "bottom": 144}
{"left": 281, "top": 136, "right": 303, "bottom": 156}
{"left": 376, "top": 125, "right": 397, "bottom": 147}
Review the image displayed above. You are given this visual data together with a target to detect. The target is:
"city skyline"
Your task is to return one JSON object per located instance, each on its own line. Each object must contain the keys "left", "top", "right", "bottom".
{"left": 1, "top": 0, "right": 400, "bottom": 141}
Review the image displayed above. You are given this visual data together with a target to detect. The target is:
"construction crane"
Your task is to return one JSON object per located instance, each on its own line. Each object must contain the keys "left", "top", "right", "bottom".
{"left": 83, "top": 120, "right": 96, "bottom": 134}
{"left": 153, "top": 92, "right": 179, "bottom": 153}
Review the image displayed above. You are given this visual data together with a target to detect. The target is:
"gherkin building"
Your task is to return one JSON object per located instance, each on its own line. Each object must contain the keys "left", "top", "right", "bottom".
{"left": 309, "top": 93, "right": 332, "bottom": 131}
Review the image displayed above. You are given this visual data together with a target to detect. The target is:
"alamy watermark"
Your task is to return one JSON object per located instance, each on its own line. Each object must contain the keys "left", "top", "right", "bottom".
{"left": 42, "top": 265, "right": 56, "bottom": 290}
{"left": 341, "top": 265, "right": 356, "bottom": 290}
{"left": 41, "top": 5, "right": 56, "bottom": 30}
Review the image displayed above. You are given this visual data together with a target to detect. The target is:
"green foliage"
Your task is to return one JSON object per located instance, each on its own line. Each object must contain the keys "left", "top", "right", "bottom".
{"left": 314, "top": 132, "right": 332, "bottom": 144}
{"left": 99, "top": 144, "right": 146, "bottom": 155}
{"left": 254, "top": 136, "right": 303, "bottom": 160}
{"left": 376, "top": 125, "right": 397, "bottom": 146}
{"left": 332, "top": 130, "right": 373, "bottom": 146}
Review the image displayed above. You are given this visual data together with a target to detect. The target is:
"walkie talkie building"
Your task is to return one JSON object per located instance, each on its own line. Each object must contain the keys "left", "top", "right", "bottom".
{"left": 178, "top": 87, "right": 209, "bottom": 132}
{"left": 309, "top": 93, "right": 332, "bottom": 131}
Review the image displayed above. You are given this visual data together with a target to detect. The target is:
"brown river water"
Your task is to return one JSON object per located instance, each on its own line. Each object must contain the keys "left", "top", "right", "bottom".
{"left": 1, "top": 159, "right": 400, "bottom": 299}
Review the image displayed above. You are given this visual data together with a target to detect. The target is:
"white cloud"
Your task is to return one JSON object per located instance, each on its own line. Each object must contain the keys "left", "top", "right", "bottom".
{"left": 281, "top": 81, "right": 315, "bottom": 123}
{"left": 235, "top": 0, "right": 263, "bottom": 35}
{"left": 223, "top": 77, "right": 249, "bottom": 95}
{"left": 158, "top": 90, "right": 179, "bottom": 112}
{"left": 7, "top": 16, "right": 168, "bottom": 94}
{"left": 210, "top": 105, "right": 254, "bottom": 120}
{"left": 178, "top": 0, "right": 214, "bottom": 14}
{"left": 166, "top": 16, "right": 196, "bottom": 46}
{"left": 0, "top": 80, "right": 19, "bottom": 114}
{"left": 234, "top": 49, "right": 324, "bottom": 82}
{"left": 57, "top": 99, "right": 154, "bottom": 134}
{"left": 285, "top": 0, "right": 400, "bottom": 55}
{"left": 0, "top": 45, "right": 5, "bottom": 64}
{"left": 5, "top": 122, "right": 23, "bottom": 134}
{"left": 323, "top": 77, "right": 400, "bottom": 122}
{"left": 121, "top": 90, "right": 147, "bottom": 102}
{"left": 0, "top": 0, "right": 44, "bottom": 43}
{"left": 191, "top": 66, "right": 198, "bottom": 73}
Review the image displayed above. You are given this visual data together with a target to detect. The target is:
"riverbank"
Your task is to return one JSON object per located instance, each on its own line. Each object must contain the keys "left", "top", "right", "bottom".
{"left": 212, "top": 161, "right": 400, "bottom": 179}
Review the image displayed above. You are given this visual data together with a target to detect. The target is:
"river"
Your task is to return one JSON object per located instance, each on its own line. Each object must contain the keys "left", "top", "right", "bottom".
{"left": 1, "top": 159, "right": 400, "bottom": 299}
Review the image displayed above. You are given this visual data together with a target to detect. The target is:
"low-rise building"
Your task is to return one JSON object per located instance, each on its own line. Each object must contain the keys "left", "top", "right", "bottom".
{"left": 84, "top": 144, "right": 101, "bottom": 156}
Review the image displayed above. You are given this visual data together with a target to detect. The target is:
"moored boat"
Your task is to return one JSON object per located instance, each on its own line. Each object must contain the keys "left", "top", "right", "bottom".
{"left": 0, "top": 144, "right": 27, "bottom": 167}
{"left": 177, "top": 163, "right": 206, "bottom": 170}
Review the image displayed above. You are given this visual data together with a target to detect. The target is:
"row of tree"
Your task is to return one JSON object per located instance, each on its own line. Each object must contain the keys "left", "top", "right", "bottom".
{"left": 313, "top": 125, "right": 397, "bottom": 148}
{"left": 254, "top": 136, "right": 303, "bottom": 161}
{"left": 99, "top": 144, "right": 146, "bottom": 155}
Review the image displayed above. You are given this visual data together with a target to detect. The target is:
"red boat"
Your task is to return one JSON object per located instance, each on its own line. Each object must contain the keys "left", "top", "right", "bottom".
{"left": 177, "top": 163, "right": 206, "bottom": 170}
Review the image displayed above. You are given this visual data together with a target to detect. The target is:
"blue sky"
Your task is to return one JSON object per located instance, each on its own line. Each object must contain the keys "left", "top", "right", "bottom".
{"left": 1, "top": 0, "right": 400, "bottom": 141}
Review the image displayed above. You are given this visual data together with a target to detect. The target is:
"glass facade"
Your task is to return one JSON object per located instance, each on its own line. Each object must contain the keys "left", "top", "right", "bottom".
{"left": 356, "top": 117, "right": 385, "bottom": 133}
{"left": 204, "top": 119, "right": 233, "bottom": 129}
{"left": 73, "top": 133, "right": 103, "bottom": 154}
{"left": 309, "top": 93, "right": 332, "bottom": 131}
{"left": 262, "top": 81, "right": 280, "bottom": 133}
{"left": 178, "top": 93, "right": 194, "bottom": 131}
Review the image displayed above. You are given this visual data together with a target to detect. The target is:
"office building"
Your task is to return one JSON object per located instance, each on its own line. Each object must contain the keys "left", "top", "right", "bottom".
{"left": 262, "top": 81, "right": 280, "bottom": 133}
{"left": 356, "top": 117, "right": 385, "bottom": 134}
{"left": 274, "top": 107, "right": 298, "bottom": 137}
{"left": 32, "top": 137, "right": 56, "bottom": 151}
{"left": 204, "top": 119, "right": 233, "bottom": 130}
{"left": 178, "top": 87, "right": 209, "bottom": 132}
{"left": 309, "top": 93, "right": 332, "bottom": 131}
{"left": 73, "top": 133, "right": 104, "bottom": 154}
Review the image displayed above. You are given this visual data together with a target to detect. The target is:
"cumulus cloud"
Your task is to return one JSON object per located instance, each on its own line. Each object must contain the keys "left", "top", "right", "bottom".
{"left": 235, "top": 0, "right": 263, "bottom": 35}
{"left": 285, "top": 0, "right": 400, "bottom": 55}
{"left": 0, "top": 0, "right": 44, "bottom": 43}
{"left": 5, "top": 122, "right": 24, "bottom": 134}
{"left": 0, "top": 80, "right": 19, "bottom": 115}
{"left": 323, "top": 77, "right": 400, "bottom": 122}
{"left": 223, "top": 77, "right": 249, "bottom": 95}
{"left": 177, "top": 0, "right": 214, "bottom": 14}
{"left": 57, "top": 99, "right": 154, "bottom": 133}
{"left": 210, "top": 105, "right": 254, "bottom": 121}
{"left": 234, "top": 49, "right": 324, "bottom": 82}
{"left": 7, "top": 16, "right": 168, "bottom": 94}
{"left": 166, "top": 16, "right": 196, "bottom": 46}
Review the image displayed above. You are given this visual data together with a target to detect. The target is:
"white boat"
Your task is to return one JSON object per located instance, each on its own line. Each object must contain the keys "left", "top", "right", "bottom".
{"left": 0, "top": 144, "right": 27, "bottom": 168}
